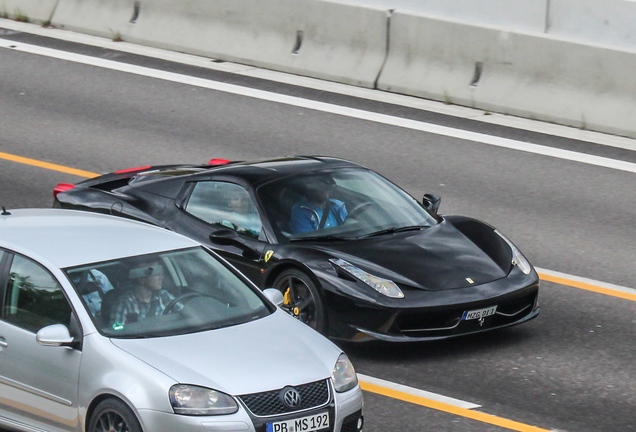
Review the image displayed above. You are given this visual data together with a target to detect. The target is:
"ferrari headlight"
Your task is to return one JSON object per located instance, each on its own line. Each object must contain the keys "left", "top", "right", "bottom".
{"left": 330, "top": 258, "right": 404, "bottom": 298}
{"left": 169, "top": 384, "right": 238, "bottom": 415}
{"left": 332, "top": 353, "right": 358, "bottom": 393}
{"left": 495, "top": 230, "right": 532, "bottom": 275}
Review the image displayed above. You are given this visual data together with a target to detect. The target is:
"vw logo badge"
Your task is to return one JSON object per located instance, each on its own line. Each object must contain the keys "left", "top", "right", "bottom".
{"left": 280, "top": 387, "right": 301, "bottom": 409}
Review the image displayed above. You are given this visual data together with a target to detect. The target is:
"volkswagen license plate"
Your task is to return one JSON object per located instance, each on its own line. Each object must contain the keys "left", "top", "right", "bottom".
{"left": 462, "top": 305, "right": 497, "bottom": 321}
{"left": 266, "top": 411, "right": 329, "bottom": 432}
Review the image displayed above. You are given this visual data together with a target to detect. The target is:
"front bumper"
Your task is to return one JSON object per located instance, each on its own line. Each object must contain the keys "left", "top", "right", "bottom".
{"left": 136, "top": 384, "right": 363, "bottom": 432}
{"left": 324, "top": 268, "right": 540, "bottom": 342}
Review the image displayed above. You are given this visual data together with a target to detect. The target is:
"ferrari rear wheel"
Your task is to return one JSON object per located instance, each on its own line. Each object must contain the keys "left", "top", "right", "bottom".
{"left": 274, "top": 269, "right": 326, "bottom": 334}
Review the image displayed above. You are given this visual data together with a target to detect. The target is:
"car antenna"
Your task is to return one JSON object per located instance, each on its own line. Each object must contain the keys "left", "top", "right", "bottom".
{"left": 1, "top": 207, "right": 10, "bottom": 215}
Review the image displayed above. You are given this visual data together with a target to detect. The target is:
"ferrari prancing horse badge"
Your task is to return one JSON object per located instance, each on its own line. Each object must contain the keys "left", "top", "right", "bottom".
{"left": 264, "top": 250, "right": 274, "bottom": 262}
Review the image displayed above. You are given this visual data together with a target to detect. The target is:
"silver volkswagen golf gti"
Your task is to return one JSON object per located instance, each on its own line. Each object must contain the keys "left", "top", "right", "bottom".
{"left": 0, "top": 209, "right": 363, "bottom": 432}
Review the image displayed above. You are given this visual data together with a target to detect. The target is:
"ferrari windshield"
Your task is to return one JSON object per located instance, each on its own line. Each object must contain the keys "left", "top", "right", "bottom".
{"left": 65, "top": 247, "right": 272, "bottom": 338}
{"left": 258, "top": 168, "right": 437, "bottom": 240}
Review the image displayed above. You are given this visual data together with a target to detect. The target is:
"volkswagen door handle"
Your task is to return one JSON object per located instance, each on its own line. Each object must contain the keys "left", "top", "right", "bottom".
{"left": 0, "top": 338, "right": 7, "bottom": 348}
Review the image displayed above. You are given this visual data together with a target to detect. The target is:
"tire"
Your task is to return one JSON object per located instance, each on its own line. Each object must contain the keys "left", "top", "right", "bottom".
{"left": 88, "top": 398, "right": 142, "bottom": 432}
{"left": 273, "top": 269, "right": 327, "bottom": 334}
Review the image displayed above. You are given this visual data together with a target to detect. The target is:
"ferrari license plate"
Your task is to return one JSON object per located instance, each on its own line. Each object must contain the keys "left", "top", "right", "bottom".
{"left": 266, "top": 412, "right": 329, "bottom": 432}
{"left": 462, "top": 305, "right": 497, "bottom": 321}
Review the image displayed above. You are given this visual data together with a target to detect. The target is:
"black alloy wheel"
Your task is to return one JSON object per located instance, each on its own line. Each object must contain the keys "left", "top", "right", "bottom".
{"left": 273, "top": 269, "right": 326, "bottom": 334}
{"left": 89, "top": 398, "right": 142, "bottom": 432}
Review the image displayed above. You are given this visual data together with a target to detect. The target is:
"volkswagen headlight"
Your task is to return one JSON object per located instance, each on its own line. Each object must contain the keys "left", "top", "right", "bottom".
{"left": 332, "top": 353, "right": 358, "bottom": 393}
{"left": 330, "top": 258, "right": 404, "bottom": 298}
{"left": 169, "top": 385, "right": 238, "bottom": 415}
{"left": 495, "top": 230, "right": 532, "bottom": 275}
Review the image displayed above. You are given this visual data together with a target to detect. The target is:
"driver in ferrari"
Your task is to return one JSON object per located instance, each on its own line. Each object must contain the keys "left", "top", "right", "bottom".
{"left": 289, "top": 176, "right": 348, "bottom": 234}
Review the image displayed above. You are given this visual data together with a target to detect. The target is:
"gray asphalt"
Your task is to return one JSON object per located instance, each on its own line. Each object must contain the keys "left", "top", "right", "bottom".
{"left": 1, "top": 27, "right": 635, "bottom": 432}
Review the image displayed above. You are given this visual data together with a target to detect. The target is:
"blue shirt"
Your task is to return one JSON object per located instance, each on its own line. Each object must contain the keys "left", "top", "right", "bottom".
{"left": 289, "top": 197, "right": 348, "bottom": 234}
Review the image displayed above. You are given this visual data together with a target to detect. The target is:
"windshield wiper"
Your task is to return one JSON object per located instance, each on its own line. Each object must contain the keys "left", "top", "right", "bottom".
{"left": 359, "top": 225, "right": 429, "bottom": 238}
{"left": 289, "top": 234, "right": 353, "bottom": 242}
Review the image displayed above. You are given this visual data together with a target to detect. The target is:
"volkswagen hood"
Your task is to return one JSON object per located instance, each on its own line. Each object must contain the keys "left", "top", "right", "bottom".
{"left": 110, "top": 309, "right": 341, "bottom": 396}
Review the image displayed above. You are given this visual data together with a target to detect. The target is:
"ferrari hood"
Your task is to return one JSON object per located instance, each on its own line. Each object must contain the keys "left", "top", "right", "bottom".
{"left": 318, "top": 222, "right": 507, "bottom": 291}
{"left": 110, "top": 310, "right": 340, "bottom": 396}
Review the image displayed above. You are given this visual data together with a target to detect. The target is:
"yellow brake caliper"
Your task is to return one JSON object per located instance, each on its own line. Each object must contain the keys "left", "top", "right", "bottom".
{"left": 283, "top": 287, "right": 300, "bottom": 317}
{"left": 284, "top": 287, "right": 292, "bottom": 305}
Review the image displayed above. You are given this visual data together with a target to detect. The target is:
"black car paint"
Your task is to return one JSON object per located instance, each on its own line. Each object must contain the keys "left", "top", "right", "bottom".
{"left": 54, "top": 157, "right": 540, "bottom": 342}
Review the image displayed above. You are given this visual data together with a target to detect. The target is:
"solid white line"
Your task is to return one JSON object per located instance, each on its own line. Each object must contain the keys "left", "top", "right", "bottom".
{"left": 3, "top": 19, "right": 636, "bottom": 153}
{"left": 535, "top": 267, "right": 636, "bottom": 294}
{"left": 3, "top": 22, "right": 634, "bottom": 421}
{"left": 357, "top": 373, "right": 481, "bottom": 410}
{"left": 2, "top": 37, "right": 636, "bottom": 174}
{"left": 3, "top": 18, "right": 636, "bottom": 153}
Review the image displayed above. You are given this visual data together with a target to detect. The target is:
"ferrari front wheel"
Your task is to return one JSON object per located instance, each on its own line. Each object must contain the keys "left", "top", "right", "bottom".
{"left": 273, "top": 269, "right": 326, "bottom": 334}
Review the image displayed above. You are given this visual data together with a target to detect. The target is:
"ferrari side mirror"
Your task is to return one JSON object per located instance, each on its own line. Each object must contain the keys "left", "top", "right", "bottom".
{"left": 209, "top": 230, "right": 259, "bottom": 259}
{"left": 422, "top": 193, "right": 441, "bottom": 215}
{"left": 209, "top": 229, "right": 240, "bottom": 246}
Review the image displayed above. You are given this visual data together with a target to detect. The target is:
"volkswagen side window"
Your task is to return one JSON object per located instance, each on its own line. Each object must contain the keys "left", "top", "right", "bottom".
{"left": 3, "top": 254, "right": 73, "bottom": 333}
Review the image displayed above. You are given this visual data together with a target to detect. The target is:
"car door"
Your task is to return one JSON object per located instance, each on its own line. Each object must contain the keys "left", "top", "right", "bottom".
{"left": 167, "top": 180, "right": 268, "bottom": 284}
{"left": 0, "top": 251, "right": 82, "bottom": 432}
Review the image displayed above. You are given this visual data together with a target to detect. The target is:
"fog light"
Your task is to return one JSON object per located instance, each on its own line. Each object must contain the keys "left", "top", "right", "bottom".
{"left": 357, "top": 416, "right": 364, "bottom": 431}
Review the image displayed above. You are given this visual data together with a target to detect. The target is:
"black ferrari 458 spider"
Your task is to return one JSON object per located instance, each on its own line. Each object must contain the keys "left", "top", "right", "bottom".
{"left": 54, "top": 156, "right": 539, "bottom": 342}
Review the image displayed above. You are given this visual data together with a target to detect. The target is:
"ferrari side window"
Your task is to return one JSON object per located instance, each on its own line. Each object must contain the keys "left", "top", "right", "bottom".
{"left": 186, "top": 181, "right": 263, "bottom": 239}
{"left": 2, "top": 254, "right": 73, "bottom": 333}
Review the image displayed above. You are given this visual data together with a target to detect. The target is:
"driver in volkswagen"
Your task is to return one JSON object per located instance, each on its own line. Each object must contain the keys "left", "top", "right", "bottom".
{"left": 110, "top": 262, "right": 181, "bottom": 326}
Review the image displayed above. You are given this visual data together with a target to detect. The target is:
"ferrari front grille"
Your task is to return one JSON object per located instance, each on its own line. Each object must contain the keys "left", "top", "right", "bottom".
{"left": 398, "top": 291, "right": 538, "bottom": 336}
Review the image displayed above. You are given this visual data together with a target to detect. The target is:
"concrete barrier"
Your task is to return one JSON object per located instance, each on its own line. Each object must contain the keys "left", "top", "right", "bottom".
{"left": 1, "top": 0, "right": 58, "bottom": 23}
{"left": 51, "top": 0, "right": 388, "bottom": 87}
{"left": 548, "top": 0, "right": 636, "bottom": 51}
{"left": 377, "top": 11, "right": 636, "bottom": 138}
{"left": 46, "top": 0, "right": 636, "bottom": 137}
{"left": 339, "top": 0, "right": 547, "bottom": 33}
{"left": 51, "top": 0, "right": 137, "bottom": 40}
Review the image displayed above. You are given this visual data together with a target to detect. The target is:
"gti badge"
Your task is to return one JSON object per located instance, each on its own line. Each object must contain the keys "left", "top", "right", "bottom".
{"left": 280, "top": 387, "right": 301, "bottom": 409}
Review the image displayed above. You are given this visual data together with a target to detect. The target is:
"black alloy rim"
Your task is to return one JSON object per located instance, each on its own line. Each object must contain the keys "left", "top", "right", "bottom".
{"left": 94, "top": 411, "right": 129, "bottom": 432}
{"left": 277, "top": 275, "right": 318, "bottom": 329}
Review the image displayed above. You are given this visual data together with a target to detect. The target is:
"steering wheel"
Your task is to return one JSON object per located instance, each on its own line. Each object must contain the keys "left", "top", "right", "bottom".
{"left": 163, "top": 291, "right": 201, "bottom": 315}
{"left": 347, "top": 202, "right": 374, "bottom": 220}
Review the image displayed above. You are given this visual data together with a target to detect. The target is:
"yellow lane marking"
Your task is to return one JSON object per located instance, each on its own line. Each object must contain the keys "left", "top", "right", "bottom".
{"left": 0, "top": 152, "right": 99, "bottom": 178}
{"left": 357, "top": 373, "right": 479, "bottom": 409}
{"left": 537, "top": 271, "right": 636, "bottom": 302}
{"left": 4, "top": 150, "right": 635, "bottom": 302}
{"left": 2, "top": 149, "right": 629, "bottom": 430}
{"left": 360, "top": 381, "right": 551, "bottom": 432}
{"left": 3, "top": 151, "right": 634, "bottom": 303}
